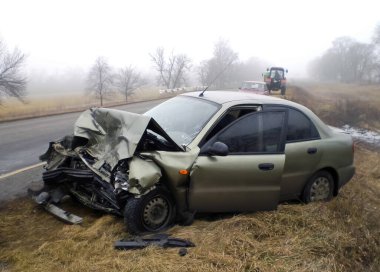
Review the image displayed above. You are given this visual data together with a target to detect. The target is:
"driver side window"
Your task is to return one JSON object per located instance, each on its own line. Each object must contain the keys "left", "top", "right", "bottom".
{"left": 202, "top": 111, "right": 286, "bottom": 154}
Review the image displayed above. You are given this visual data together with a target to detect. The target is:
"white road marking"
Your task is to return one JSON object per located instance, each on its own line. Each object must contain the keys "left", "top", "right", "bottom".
{"left": 0, "top": 162, "right": 46, "bottom": 180}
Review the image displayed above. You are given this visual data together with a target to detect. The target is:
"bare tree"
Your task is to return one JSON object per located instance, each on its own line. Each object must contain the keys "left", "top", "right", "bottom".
{"left": 87, "top": 57, "right": 113, "bottom": 106}
{"left": 198, "top": 39, "right": 238, "bottom": 89}
{"left": 150, "top": 47, "right": 191, "bottom": 89}
{"left": 372, "top": 23, "right": 380, "bottom": 46}
{"left": 0, "top": 39, "right": 27, "bottom": 104}
{"left": 309, "top": 36, "right": 377, "bottom": 83}
{"left": 114, "top": 65, "right": 142, "bottom": 102}
{"left": 197, "top": 60, "right": 210, "bottom": 86}
{"left": 372, "top": 24, "right": 380, "bottom": 83}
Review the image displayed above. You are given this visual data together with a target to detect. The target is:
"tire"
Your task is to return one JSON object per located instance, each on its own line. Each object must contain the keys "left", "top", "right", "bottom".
{"left": 281, "top": 86, "right": 286, "bottom": 95}
{"left": 123, "top": 186, "right": 175, "bottom": 234}
{"left": 302, "top": 171, "right": 334, "bottom": 203}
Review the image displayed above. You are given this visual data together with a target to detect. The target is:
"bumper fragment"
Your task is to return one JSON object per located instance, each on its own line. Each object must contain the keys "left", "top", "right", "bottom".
{"left": 30, "top": 190, "right": 83, "bottom": 224}
{"left": 44, "top": 203, "right": 83, "bottom": 224}
{"left": 114, "top": 234, "right": 195, "bottom": 250}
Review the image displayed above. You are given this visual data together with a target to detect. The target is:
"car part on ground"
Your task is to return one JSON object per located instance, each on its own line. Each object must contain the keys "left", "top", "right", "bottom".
{"left": 28, "top": 188, "right": 83, "bottom": 224}
{"left": 114, "top": 233, "right": 195, "bottom": 250}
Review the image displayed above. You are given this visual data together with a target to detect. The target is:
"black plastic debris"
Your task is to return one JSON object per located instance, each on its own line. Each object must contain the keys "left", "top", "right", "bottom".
{"left": 178, "top": 247, "right": 188, "bottom": 256}
{"left": 114, "top": 233, "right": 195, "bottom": 250}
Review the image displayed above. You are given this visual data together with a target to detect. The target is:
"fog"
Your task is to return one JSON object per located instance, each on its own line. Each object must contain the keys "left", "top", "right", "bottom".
{"left": 0, "top": 0, "right": 379, "bottom": 96}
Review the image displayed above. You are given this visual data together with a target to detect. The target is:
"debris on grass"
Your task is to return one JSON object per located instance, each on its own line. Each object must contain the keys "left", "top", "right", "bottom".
{"left": 0, "top": 146, "right": 379, "bottom": 272}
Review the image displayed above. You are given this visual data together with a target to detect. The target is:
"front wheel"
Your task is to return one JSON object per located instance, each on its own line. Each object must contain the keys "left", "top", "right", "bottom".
{"left": 302, "top": 171, "right": 334, "bottom": 203}
{"left": 281, "top": 86, "right": 286, "bottom": 95}
{"left": 123, "top": 186, "right": 175, "bottom": 234}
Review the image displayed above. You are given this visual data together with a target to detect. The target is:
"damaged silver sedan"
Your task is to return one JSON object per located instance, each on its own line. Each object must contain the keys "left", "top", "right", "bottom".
{"left": 32, "top": 91, "right": 355, "bottom": 234}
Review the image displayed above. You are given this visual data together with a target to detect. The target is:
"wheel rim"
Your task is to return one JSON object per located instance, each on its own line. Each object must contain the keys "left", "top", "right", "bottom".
{"left": 143, "top": 196, "right": 170, "bottom": 230}
{"left": 310, "top": 177, "right": 331, "bottom": 201}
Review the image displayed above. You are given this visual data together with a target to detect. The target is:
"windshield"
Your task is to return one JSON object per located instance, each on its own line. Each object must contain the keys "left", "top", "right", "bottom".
{"left": 145, "top": 96, "right": 220, "bottom": 145}
{"left": 270, "top": 69, "right": 284, "bottom": 78}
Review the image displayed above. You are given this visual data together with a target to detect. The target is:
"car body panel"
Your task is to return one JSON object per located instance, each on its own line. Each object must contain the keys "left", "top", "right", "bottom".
{"left": 280, "top": 140, "right": 323, "bottom": 200}
{"left": 140, "top": 148, "right": 200, "bottom": 214}
{"left": 74, "top": 108, "right": 152, "bottom": 170}
{"left": 239, "top": 81, "right": 269, "bottom": 95}
{"left": 41, "top": 107, "right": 184, "bottom": 196}
{"left": 189, "top": 154, "right": 285, "bottom": 212}
{"left": 73, "top": 107, "right": 183, "bottom": 170}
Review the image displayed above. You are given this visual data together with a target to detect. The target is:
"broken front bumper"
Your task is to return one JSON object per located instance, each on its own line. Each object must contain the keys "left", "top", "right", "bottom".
{"left": 29, "top": 190, "right": 83, "bottom": 224}
{"left": 30, "top": 166, "right": 122, "bottom": 224}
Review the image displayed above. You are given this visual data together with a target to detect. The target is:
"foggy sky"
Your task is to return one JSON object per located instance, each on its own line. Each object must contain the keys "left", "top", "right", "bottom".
{"left": 1, "top": 0, "right": 379, "bottom": 92}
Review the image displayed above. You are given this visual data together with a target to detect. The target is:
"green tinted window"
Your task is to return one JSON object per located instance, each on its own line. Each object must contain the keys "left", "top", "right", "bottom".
{"left": 264, "top": 106, "right": 320, "bottom": 142}
{"left": 206, "top": 111, "right": 285, "bottom": 153}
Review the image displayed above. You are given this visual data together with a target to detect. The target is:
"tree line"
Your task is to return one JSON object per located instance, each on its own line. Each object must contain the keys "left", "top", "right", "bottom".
{"left": 81, "top": 39, "right": 270, "bottom": 106}
{"left": 0, "top": 39, "right": 27, "bottom": 104}
{"left": 0, "top": 37, "right": 269, "bottom": 106}
{"left": 0, "top": 37, "right": 270, "bottom": 106}
{"left": 309, "top": 24, "right": 380, "bottom": 83}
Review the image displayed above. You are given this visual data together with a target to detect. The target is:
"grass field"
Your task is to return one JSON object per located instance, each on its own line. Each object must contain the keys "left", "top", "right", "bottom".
{"left": 0, "top": 87, "right": 174, "bottom": 122}
{"left": 286, "top": 82, "right": 380, "bottom": 130}
{"left": 0, "top": 146, "right": 379, "bottom": 272}
{"left": 0, "top": 82, "right": 379, "bottom": 271}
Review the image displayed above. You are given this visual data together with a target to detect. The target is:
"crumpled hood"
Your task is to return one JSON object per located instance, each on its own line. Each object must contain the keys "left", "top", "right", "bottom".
{"left": 74, "top": 107, "right": 182, "bottom": 169}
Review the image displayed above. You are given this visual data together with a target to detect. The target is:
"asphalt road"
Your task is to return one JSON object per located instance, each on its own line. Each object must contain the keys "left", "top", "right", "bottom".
{"left": 0, "top": 99, "right": 167, "bottom": 203}
{"left": 0, "top": 99, "right": 166, "bottom": 175}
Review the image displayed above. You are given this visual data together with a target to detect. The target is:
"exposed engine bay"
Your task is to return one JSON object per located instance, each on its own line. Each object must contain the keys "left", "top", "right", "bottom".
{"left": 31, "top": 107, "right": 184, "bottom": 223}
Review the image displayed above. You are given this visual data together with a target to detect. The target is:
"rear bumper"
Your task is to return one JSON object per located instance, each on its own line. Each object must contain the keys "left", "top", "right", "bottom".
{"left": 337, "top": 165, "right": 355, "bottom": 189}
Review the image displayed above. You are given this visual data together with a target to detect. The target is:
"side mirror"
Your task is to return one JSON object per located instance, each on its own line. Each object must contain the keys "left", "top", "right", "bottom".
{"left": 208, "top": 141, "right": 229, "bottom": 156}
{"left": 286, "top": 69, "right": 288, "bottom": 73}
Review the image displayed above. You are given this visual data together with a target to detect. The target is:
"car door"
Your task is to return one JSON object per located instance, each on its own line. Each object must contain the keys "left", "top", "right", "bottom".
{"left": 189, "top": 110, "right": 287, "bottom": 213}
{"left": 264, "top": 105, "right": 322, "bottom": 200}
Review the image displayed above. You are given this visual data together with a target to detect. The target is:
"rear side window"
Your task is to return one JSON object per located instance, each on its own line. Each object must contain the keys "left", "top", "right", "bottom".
{"left": 203, "top": 111, "right": 286, "bottom": 154}
{"left": 264, "top": 106, "right": 320, "bottom": 142}
{"left": 287, "top": 109, "right": 319, "bottom": 141}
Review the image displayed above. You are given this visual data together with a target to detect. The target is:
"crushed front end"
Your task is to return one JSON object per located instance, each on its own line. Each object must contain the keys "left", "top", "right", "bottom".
{"left": 30, "top": 107, "right": 183, "bottom": 224}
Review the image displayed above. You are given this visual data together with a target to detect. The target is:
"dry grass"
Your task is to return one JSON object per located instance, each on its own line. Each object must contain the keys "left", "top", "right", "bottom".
{"left": 299, "top": 82, "right": 380, "bottom": 109}
{"left": 287, "top": 82, "right": 380, "bottom": 130}
{"left": 0, "top": 87, "right": 173, "bottom": 122}
{"left": 0, "top": 82, "right": 379, "bottom": 271}
{"left": 0, "top": 146, "right": 379, "bottom": 272}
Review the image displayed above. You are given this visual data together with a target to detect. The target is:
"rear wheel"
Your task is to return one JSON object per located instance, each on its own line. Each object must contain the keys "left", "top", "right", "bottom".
{"left": 302, "top": 171, "right": 334, "bottom": 203}
{"left": 281, "top": 86, "right": 286, "bottom": 95}
{"left": 124, "top": 186, "right": 175, "bottom": 234}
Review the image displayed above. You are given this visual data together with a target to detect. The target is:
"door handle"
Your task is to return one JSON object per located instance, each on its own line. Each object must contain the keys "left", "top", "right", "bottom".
{"left": 258, "top": 163, "right": 274, "bottom": 171}
{"left": 307, "top": 147, "right": 317, "bottom": 154}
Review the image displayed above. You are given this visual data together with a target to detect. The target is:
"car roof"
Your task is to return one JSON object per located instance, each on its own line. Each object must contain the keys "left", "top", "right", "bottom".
{"left": 181, "top": 90, "right": 284, "bottom": 105}
{"left": 181, "top": 90, "right": 333, "bottom": 140}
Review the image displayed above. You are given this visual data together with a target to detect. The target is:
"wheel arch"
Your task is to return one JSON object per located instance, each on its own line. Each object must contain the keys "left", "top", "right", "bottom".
{"left": 316, "top": 167, "right": 339, "bottom": 196}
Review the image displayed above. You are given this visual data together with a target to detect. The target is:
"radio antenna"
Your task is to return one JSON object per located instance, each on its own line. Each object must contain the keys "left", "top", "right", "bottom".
{"left": 199, "top": 58, "right": 235, "bottom": 97}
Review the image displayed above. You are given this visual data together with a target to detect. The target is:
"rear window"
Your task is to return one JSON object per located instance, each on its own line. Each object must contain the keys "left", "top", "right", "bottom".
{"left": 264, "top": 106, "right": 320, "bottom": 142}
